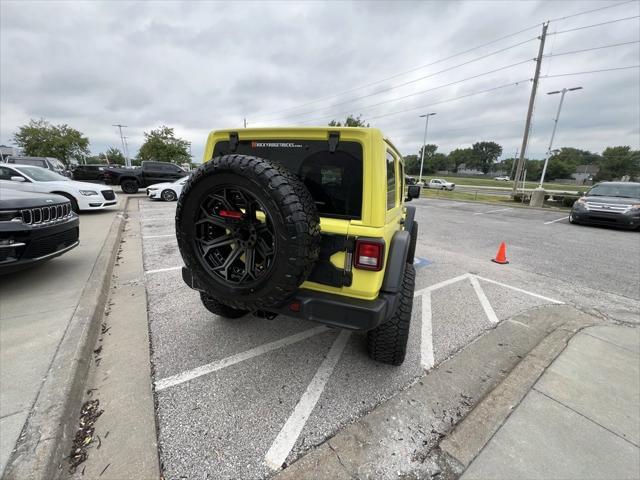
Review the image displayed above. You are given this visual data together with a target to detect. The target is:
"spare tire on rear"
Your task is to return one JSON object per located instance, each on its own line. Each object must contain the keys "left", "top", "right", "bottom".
{"left": 176, "top": 154, "right": 320, "bottom": 311}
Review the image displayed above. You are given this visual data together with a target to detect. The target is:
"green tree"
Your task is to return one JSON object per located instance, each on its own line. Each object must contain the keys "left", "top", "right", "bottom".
{"left": 328, "top": 114, "right": 370, "bottom": 127}
{"left": 471, "top": 141, "right": 503, "bottom": 174}
{"left": 404, "top": 154, "right": 420, "bottom": 175}
{"left": 448, "top": 148, "right": 474, "bottom": 173}
{"left": 99, "top": 147, "right": 126, "bottom": 165}
{"left": 137, "top": 125, "right": 191, "bottom": 163}
{"left": 13, "top": 118, "right": 90, "bottom": 166}
{"left": 597, "top": 146, "right": 640, "bottom": 181}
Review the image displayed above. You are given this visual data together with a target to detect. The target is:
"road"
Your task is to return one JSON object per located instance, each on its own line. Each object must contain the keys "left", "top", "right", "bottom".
{"left": 138, "top": 197, "right": 638, "bottom": 480}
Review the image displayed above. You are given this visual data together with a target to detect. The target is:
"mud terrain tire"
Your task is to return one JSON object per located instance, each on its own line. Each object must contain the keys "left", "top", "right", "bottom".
{"left": 367, "top": 263, "right": 415, "bottom": 365}
{"left": 176, "top": 154, "right": 320, "bottom": 310}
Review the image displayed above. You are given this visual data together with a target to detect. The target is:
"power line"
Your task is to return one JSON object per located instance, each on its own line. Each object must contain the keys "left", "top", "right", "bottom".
{"left": 260, "top": 39, "right": 538, "bottom": 124}
{"left": 541, "top": 65, "right": 640, "bottom": 78}
{"left": 292, "top": 58, "right": 534, "bottom": 125}
{"left": 548, "top": 15, "right": 640, "bottom": 35}
{"left": 543, "top": 40, "right": 640, "bottom": 57}
{"left": 252, "top": 3, "right": 636, "bottom": 123}
{"left": 335, "top": 79, "right": 530, "bottom": 123}
{"left": 251, "top": 23, "right": 542, "bottom": 122}
{"left": 548, "top": 0, "right": 637, "bottom": 22}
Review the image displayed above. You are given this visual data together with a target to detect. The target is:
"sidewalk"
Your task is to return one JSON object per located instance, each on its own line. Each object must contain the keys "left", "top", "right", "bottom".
{"left": 460, "top": 325, "right": 640, "bottom": 479}
{"left": 0, "top": 208, "right": 121, "bottom": 477}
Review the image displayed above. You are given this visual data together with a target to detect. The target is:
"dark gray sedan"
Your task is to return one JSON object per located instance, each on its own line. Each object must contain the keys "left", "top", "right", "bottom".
{"left": 570, "top": 182, "right": 640, "bottom": 230}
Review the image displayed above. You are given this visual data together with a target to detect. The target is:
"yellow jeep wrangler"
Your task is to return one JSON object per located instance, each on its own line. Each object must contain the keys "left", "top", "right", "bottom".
{"left": 176, "top": 127, "right": 421, "bottom": 365}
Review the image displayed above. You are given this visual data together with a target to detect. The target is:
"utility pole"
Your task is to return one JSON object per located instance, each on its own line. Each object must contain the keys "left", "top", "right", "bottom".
{"left": 512, "top": 22, "right": 548, "bottom": 196}
{"left": 243, "top": 118, "right": 247, "bottom": 128}
{"left": 123, "top": 136, "right": 131, "bottom": 167}
{"left": 113, "top": 124, "right": 129, "bottom": 167}
{"left": 418, "top": 112, "right": 436, "bottom": 184}
{"left": 509, "top": 148, "right": 518, "bottom": 180}
{"left": 538, "top": 86, "right": 582, "bottom": 186}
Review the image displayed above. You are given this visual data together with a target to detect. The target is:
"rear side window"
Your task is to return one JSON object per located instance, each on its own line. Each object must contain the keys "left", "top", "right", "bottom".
{"left": 213, "top": 139, "right": 363, "bottom": 219}
{"left": 386, "top": 151, "right": 397, "bottom": 210}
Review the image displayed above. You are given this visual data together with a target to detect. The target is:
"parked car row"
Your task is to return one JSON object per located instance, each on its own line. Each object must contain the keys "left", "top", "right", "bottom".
{"left": 0, "top": 162, "right": 120, "bottom": 275}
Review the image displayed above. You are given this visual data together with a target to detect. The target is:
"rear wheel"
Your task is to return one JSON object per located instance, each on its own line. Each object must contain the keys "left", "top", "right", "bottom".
{"left": 121, "top": 179, "right": 139, "bottom": 194}
{"left": 161, "top": 189, "right": 177, "bottom": 201}
{"left": 367, "top": 263, "right": 415, "bottom": 366}
{"left": 200, "top": 292, "right": 248, "bottom": 318}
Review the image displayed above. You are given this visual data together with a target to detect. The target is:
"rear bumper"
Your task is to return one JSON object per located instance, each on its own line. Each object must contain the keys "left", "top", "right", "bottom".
{"left": 181, "top": 266, "right": 398, "bottom": 331}
{"left": 265, "top": 289, "right": 399, "bottom": 331}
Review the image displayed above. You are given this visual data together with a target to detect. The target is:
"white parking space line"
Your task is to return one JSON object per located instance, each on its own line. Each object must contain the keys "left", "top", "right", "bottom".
{"left": 544, "top": 216, "right": 569, "bottom": 225}
{"left": 143, "top": 233, "right": 176, "bottom": 239}
{"left": 470, "top": 275, "right": 499, "bottom": 324}
{"left": 414, "top": 273, "right": 470, "bottom": 297}
{"left": 155, "top": 326, "right": 329, "bottom": 391}
{"left": 476, "top": 276, "right": 564, "bottom": 304}
{"left": 420, "top": 292, "right": 435, "bottom": 370}
{"left": 144, "top": 265, "right": 182, "bottom": 275}
{"left": 473, "top": 208, "right": 511, "bottom": 215}
{"left": 264, "top": 330, "right": 351, "bottom": 471}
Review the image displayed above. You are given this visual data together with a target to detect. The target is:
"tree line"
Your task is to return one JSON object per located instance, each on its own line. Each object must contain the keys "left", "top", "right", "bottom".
{"left": 404, "top": 144, "right": 639, "bottom": 182}
{"left": 10, "top": 119, "right": 192, "bottom": 166}
{"left": 327, "top": 115, "right": 639, "bottom": 182}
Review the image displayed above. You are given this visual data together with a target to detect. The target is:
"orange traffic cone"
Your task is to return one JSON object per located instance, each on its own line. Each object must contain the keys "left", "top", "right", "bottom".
{"left": 492, "top": 242, "right": 509, "bottom": 264}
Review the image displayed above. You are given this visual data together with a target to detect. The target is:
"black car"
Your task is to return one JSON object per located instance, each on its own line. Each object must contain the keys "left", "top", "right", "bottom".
{"left": 0, "top": 189, "right": 79, "bottom": 274}
{"left": 103, "top": 161, "right": 187, "bottom": 193}
{"left": 570, "top": 182, "right": 640, "bottom": 230}
{"left": 72, "top": 164, "right": 108, "bottom": 182}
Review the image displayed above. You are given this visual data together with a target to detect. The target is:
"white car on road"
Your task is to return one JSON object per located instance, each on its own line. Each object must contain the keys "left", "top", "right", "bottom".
{"left": 494, "top": 175, "right": 510, "bottom": 181}
{"left": 146, "top": 176, "right": 190, "bottom": 201}
{"left": 0, "top": 164, "right": 117, "bottom": 212}
{"left": 423, "top": 178, "right": 455, "bottom": 191}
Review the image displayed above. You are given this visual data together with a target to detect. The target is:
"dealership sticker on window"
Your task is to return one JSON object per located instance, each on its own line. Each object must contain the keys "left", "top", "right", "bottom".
{"left": 251, "top": 141, "right": 303, "bottom": 148}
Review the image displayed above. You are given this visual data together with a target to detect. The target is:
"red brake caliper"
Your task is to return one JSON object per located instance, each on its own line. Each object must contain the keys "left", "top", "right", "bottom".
{"left": 219, "top": 210, "right": 243, "bottom": 219}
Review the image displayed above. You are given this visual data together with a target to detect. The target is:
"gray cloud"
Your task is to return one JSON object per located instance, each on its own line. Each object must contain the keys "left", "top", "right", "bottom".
{"left": 1, "top": 0, "right": 638, "bottom": 162}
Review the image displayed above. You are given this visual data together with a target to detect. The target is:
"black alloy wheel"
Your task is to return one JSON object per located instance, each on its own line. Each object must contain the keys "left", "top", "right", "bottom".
{"left": 193, "top": 186, "right": 276, "bottom": 286}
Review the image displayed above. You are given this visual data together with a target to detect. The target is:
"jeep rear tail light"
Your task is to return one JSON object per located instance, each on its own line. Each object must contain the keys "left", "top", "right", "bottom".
{"left": 354, "top": 239, "right": 385, "bottom": 271}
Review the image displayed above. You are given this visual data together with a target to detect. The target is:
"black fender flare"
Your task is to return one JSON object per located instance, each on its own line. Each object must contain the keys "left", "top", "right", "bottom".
{"left": 380, "top": 229, "right": 410, "bottom": 294}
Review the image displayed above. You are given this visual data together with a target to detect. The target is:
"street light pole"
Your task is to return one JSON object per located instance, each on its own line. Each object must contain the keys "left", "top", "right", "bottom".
{"left": 538, "top": 86, "right": 582, "bottom": 187}
{"left": 418, "top": 112, "right": 436, "bottom": 184}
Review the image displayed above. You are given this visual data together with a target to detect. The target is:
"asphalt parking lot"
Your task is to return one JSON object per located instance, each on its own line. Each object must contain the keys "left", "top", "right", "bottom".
{"left": 137, "top": 196, "right": 639, "bottom": 479}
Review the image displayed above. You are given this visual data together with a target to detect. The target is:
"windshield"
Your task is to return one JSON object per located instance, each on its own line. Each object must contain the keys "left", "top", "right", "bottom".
{"left": 14, "top": 166, "right": 69, "bottom": 182}
{"left": 587, "top": 183, "right": 640, "bottom": 199}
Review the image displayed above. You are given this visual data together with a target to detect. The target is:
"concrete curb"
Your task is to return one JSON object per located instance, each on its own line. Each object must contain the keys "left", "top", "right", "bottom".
{"left": 439, "top": 314, "right": 599, "bottom": 470}
{"left": 4, "top": 199, "right": 129, "bottom": 480}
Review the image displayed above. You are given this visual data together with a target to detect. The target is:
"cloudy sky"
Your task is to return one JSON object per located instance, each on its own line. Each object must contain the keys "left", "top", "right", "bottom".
{"left": 1, "top": 0, "right": 638, "bottom": 162}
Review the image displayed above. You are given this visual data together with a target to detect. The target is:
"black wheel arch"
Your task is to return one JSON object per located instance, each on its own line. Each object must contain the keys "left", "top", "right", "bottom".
{"left": 380, "top": 229, "right": 411, "bottom": 294}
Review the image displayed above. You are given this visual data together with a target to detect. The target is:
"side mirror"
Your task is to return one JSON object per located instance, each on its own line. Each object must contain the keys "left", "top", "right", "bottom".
{"left": 405, "top": 185, "right": 421, "bottom": 202}
{"left": 10, "top": 176, "right": 25, "bottom": 183}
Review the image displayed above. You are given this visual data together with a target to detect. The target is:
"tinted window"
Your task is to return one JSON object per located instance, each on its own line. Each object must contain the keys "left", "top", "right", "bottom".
{"left": 213, "top": 139, "right": 363, "bottom": 219}
{"left": 386, "top": 151, "right": 396, "bottom": 210}
{"left": 0, "top": 166, "right": 16, "bottom": 180}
